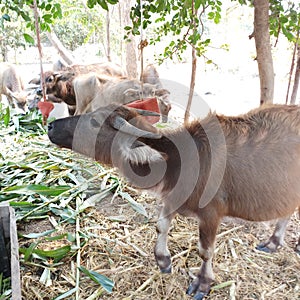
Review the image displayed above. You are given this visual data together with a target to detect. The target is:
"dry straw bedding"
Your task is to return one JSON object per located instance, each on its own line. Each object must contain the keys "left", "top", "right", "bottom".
{"left": 19, "top": 185, "right": 300, "bottom": 300}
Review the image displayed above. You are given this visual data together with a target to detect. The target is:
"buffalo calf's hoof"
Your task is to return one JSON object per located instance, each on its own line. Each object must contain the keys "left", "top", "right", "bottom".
{"left": 256, "top": 239, "right": 280, "bottom": 253}
{"left": 160, "top": 265, "right": 172, "bottom": 273}
{"left": 186, "top": 285, "right": 207, "bottom": 300}
{"left": 193, "top": 292, "right": 207, "bottom": 300}
{"left": 256, "top": 244, "right": 274, "bottom": 253}
{"left": 155, "top": 254, "right": 172, "bottom": 273}
{"left": 186, "top": 277, "right": 210, "bottom": 299}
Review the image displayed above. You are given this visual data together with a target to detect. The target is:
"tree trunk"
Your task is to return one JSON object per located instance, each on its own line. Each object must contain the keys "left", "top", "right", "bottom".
{"left": 46, "top": 30, "right": 75, "bottom": 65}
{"left": 0, "top": 45, "right": 8, "bottom": 62}
{"left": 184, "top": 1, "right": 198, "bottom": 123}
{"left": 123, "top": 0, "right": 137, "bottom": 78}
{"left": 184, "top": 47, "right": 197, "bottom": 123}
{"left": 253, "top": 0, "right": 274, "bottom": 105}
{"left": 106, "top": 10, "right": 111, "bottom": 62}
{"left": 118, "top": 3, "right": 123, "bottom": 66}
{"left": 0, "top": 34, "right": 8, "bottom": 61}
{"left": 290, "top": 44, "right": 300, "bottom": 104}
{"left": 285, "top": 36, "right": 298, "bottom": 104}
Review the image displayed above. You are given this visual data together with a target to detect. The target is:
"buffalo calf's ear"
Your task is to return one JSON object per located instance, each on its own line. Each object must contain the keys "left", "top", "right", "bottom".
{"left": 155, "top": 88, "right": 170, "bottom": 97}
{"left": 29, "top": 77, "right": 40, "bottom": 85}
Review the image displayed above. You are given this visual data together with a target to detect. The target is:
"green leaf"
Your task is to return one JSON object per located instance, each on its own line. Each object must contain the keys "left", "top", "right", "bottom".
{"left": 118, "top": 191, "right": 148, "bottom": 218}
{"left": 9, "top": 201, "right": 38, "bottom": 208}
{"left": 22, "top": 229, "right": 56, "bottom": 239}
{"left": 23, "top": 242, "right": 38, "bottom": 261}
{"left": 49, "top": 206, "right": 76, "bottom": 223}
{"left": 282, "top": 25, "right": 295, "bottom": 41}
{"left": 34, "top": 245, "right": 71, "bottom": 261}
{"left": 0, "top": 193, "right": 19, "bottom": 202}
{"left": 78, "top": 266, "right": 114, "bottom": 293}
{"left": 150, "top": 4, "right": 157, "bottom": 13}
{"left": 20, "top": 11, "right": 31, "bottom": 22}
{"left": 39, "top": 268, "right": 52, "bottom": 286}
{"left": 45, "top": 4, "right": 52, "bottom": 11}
{"left": 214, "top": 11, "right": 221, "bottom": 24}
{"left": 195, "top": 0, "right": 202, "bottom": 10}
{"left": 107, "top": 0, "right": 118, "bottom": 4}
{"left": 211, "top": 280, "right": 236, "bottom": 290}
{"left": 2, "top": 14, "right": 10, "bottom": 21}
{"left": 87, "top": 0, "right": 97, "bottom": 9}
{"left": 67, "top": 233, "right": 76, "bottom": 242}
{"left": 3, "top": 106, "right": 10, "bottom": 127}
{"left": 42, "top": 14, "right": 53, "bottom": 23}
{"left": 3, "top": 184, "right": 71, "bottom": 196}
{"left": 279, "top": 16, "right": 288, "bottom": 24}
{"left": 207, "top": 11, "right": 215, "bottom": 20}
{"left": 160, "top": 0, "right": 170, "bottom": 12}
{"left": 97, "top": 0, "right": 109, "bottom": 10}
{"left": 78, "top": 187, "right": 115, "bottom": 212}
{"left": 23, "top": 33, "right": 35, "bottom": 45}
{"left": 53, "top": 287, "right": 78, "bottom": 300}
{"left": 46, "top": 233, "right": 68, "bottom": 242}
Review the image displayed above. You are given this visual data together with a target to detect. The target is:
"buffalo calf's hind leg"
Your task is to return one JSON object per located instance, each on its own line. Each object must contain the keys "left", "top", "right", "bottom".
{"left": 296, "top": 208, "right": 300, "bottom": 254}
{"left": 187, "top": 215, "right": 220, "bottom": 300}
{"left": 256, "top": 217, "right": 290, "bottom": 253}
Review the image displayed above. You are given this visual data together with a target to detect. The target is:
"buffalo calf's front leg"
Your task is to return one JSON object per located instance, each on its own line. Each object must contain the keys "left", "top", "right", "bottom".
{"left": 154, "top": 209, "right": 175, "bottom": 273}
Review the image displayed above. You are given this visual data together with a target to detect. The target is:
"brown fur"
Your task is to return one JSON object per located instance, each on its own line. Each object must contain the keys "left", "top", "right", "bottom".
{"left": 73, "top": 71, "right": 170, "bottom": 117}
{"left": 48, "top": 103, "right": 300, "bottom": 298}
{"left": 32, "top": 63, "right": 171, "bottom": 119}
{"left": 29, "top": 62, "right": 126, "bottom": 107}
{"left": 90, "top": 77, "right": 170, "bottom": 112}
{"left": 48, "top": 103, "right": 300, "bottom": 220}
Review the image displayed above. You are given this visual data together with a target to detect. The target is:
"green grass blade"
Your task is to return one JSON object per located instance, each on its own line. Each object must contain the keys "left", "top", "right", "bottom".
{"left": 53, "top": 287, "right": 78, "bottom": 300}
{"left": 118, "top": 191, "right": 148, "bottom": 218}
{"left": 33, "top": 245, "right": 72, "bottom": 261}
{"left": 21, "top": 229, "right": 56, "bottom": 239}
{"left": 78, "top": 266, "right": 114, "bottom": 293}
{"left": 3, "top": 184, "right": 71, "bottom": 196}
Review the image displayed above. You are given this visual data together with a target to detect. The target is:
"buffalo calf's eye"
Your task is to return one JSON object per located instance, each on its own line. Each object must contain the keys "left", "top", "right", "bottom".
{"left": 46, "top": 76, "right": 54, "bottom": 83}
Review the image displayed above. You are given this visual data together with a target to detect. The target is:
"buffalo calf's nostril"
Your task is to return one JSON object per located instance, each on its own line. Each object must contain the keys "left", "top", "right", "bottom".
{"left": 48, "top": 123, "right": 53, "bottom": 131}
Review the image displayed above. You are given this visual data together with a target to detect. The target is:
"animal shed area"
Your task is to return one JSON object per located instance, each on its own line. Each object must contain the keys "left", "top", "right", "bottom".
{"left": 0, "top": 109, "right": 299, "bottom": 300}
{"left": 1, "top": 50, "right": 300, "bottom": 299}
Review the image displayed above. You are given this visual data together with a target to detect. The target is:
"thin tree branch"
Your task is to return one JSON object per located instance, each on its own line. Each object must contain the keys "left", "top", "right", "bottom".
{"left": 285, "top": 28, "right": 299, "bottom": 104}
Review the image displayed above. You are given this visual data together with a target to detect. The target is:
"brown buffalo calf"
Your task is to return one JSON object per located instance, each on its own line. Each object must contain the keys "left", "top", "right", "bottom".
{"left": 48, "top": 104, "right": 300, "bottom": 299}
{"left": 0, "top": 63, "right": 28, "bottom": 112}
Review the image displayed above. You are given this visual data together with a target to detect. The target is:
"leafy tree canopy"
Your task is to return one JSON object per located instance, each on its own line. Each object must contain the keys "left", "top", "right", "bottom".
{"left": 0, "top": 0, "right": 299, "bottom": 61}
{"left": 124, "top": 0, "right": 223, "bottom": 63}
{"left": 269, "top": 0, "right": 300, "bottom": 43}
